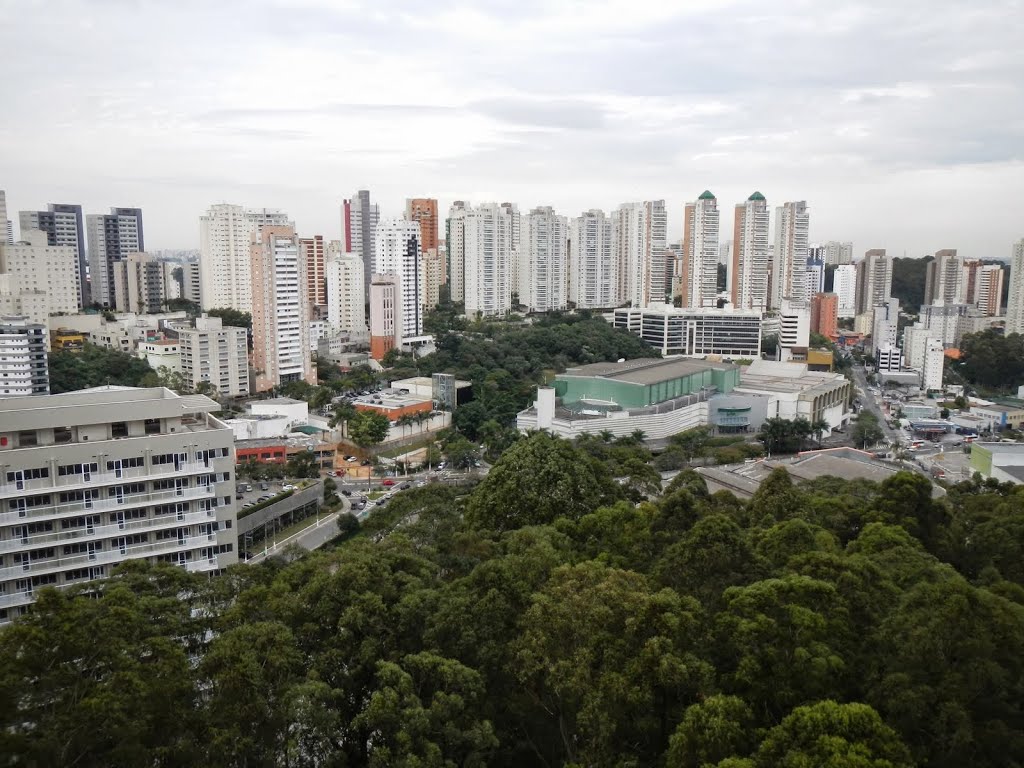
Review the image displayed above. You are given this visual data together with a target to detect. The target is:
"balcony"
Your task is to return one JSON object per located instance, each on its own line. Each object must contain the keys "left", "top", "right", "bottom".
{"left": 0, "top": 537, "right": 213, "bottom": 581}
{"left": 0, "top": 485, "right": 218, "bottom": 526}
{"left": 0, "top": 461, "right": 215, "bottom": 501}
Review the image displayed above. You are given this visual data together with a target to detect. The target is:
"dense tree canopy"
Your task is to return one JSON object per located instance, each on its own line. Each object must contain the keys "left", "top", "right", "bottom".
{"left": 958, "top": 330, "right": 1024, "bottom": 392}
{"left": 48, "top": 344, "right": 155, "bottom": 394}
{"left": 4, "top": 433, "right": 1024, "bottom": 767}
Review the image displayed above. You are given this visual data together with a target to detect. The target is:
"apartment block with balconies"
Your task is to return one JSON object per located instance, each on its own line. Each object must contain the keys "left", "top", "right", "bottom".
{"left": 0, "top": 386, "right": 238, "bottom": 624}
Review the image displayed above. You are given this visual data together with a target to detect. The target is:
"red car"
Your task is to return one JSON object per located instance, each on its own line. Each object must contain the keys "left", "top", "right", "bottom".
{"left": 381, "top": 479, "right": 395, "bottom": 487}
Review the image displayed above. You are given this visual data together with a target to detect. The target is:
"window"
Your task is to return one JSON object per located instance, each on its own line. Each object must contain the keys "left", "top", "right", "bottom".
{"left": 54, "top": 427, "right": 72, "bottom": 444}
{"left": 17, "top": 431, "right": 37, "bottom": 447}
{"left": 144, "top": 419, "right": 160, "bottom": 435}
{"left": 8, "top": 467, "right": 49, "bottom": 481}
{"left": 107, "top": 457, "right": 144, "bottom": 470}
{"left": 58, "top": 463, "right": 98, "bottom": 477}
{"left": 111, "top": 422, "right": 128, "bottom": 438}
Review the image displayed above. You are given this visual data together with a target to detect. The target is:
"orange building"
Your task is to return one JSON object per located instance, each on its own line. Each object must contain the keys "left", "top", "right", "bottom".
{"left": 354, "top": 398, "right": 432, "bottom": 421}
{"left": 299, "top": 234, "right": 326, "bottom": 310}
{"left": 810, "top": 292, "right": 838, "bottom": 338}
{"left": 405, "top": 198, "right": 438, "bottom": 252}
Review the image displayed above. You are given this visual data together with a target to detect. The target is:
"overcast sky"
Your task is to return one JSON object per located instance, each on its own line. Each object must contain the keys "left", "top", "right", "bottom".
{"left": 3, "top": 0, "right": 1022, "bottom": 258}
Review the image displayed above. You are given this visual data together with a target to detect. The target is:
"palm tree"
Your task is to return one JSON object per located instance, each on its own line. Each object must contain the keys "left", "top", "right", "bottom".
{"left": 631, "top": 429, "right": 647, "bottom": 444}
{"left": 810, "top": 417, "right": 830, "bottom": 448}
{"left": 598, "top": 429, "right": 615, "bottom": 444}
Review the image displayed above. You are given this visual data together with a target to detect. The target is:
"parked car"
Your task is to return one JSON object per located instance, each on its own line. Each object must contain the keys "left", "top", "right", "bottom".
{"left": 244, "top": 483, "right": 253, "bottom": 492}
{"left": 345, "top": 456, "right": 358, "bottom": 463}
{"left": 282, "top": 484, "right": 296, "bottom": 491}
{"left": 341, "top": 489, "right": 352, "bottom": 496}
{"left": 260, "top": 482, "right": 269, "bottom": 491}
{"left": 361, "top": 459, "right": 371, "bottom": 466}
{"left": 381, "top": 479, "right": 395, "bottom": 487}
{"left": 399, "top": 482, "right": 411, "bottom": 490}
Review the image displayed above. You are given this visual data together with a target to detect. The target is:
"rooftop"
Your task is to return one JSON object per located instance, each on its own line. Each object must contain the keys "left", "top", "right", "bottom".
{"left": 748, "top": 191, "right": 766, "bottom": 201}
{"left": 735, "top": 360, "right": 848, "bottom": 396}
{"left": 563, "top": 357, "right": 735, "bottom": 387}
{"left": 973, "top": 442, "right": 1024, "bottom": 454}
{"left": 698, "top": 190, "right": 716, "bottom": 200}
{"left": 257, "top": 397, "right": 305, "bottom": 405}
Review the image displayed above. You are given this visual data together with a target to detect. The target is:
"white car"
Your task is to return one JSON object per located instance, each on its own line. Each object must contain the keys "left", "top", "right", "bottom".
{"left": 282, "top": 484, "right": 296, "bottom": 491}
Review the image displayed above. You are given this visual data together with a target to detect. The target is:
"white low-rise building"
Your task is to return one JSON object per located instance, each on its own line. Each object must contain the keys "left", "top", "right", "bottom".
{"left": 612, "top": 304, "right": 762, "bottom": 359}
{"left": 248, "top": 396, "right": 309, "bottom": 428}
{"left": 731, "top": 359, "right": 852, "bottom": 432}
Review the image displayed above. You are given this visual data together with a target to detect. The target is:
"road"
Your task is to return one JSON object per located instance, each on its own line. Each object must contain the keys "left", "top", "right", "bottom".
{"left": 245, "top": 498, "right": 350, "bottom": 563}
{"left": 850, "top": 364, "right": 900, "bottom": 444}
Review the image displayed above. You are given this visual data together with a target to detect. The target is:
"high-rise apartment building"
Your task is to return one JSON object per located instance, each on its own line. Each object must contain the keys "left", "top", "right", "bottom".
{"left": 0, "top": 387, "right": 238, "bottom": 624}
{"left": 421, "top": 248, "right": 446, "bottom": 313}
{"left": 731, "top": 192, "right": 770, "bottom": 311}
{"left": 771, "top": 201, "right": 810, "bottom": 309}
{"left": 924, "top": 249, "right": 962, "bottom": 306}
{"left": 176, "top": 314, "right": 250, "bottom": 398}
{"left": 962, "top": 260, "right": 1004, "bottom": 317}
{"left": 922, "top": 338, "right": 945, "bottom": 392}
{"left": 113, "top": 252, "right": 166, "bottom": 314}
{"left": 0, "top": 317, "right": 49, "bottom": 396}
{"left": 0, "top": 191, "right": 11, "bottom": 246}
{"left": 778, "top": 300, "right": 811, "bottom": 363}
{"left": 0, "top": 230, "right": 80, "bottom": 317}
{"left": 520, "top": 206, "right": 568, "bottom": 312}
{"left": 250, "top": 226, "right": 314, "bottom": 392}
{"left": 199, "top": 205, "right": 291, "bottom": 314}
{"left": 325, "top": 252, "right": 366, "bottom": 335}
{"left": 855, "top": 249, "right": 894, "bottom": 316}
{"left": 804, "top": 257, "right": 826, "bottom": 302}
{"left": 1005, "top": 240, "right": 1024, "bottom": 335}
{"left": 463, "top": 203, "right": 515, "bottom": 317}
{"left": 405, "top": 198, "right": 439, "bottom": 253}
{"left": 833, "top": 264, "right": 857, "bottom": 319}
{"left": 343, "top": 190, "right": 380, "bottom": 301}
{"left": 373, "top": 219, "right": 423, "bottom": 339}
{"left": 369, "top": 273, "right": 401, "bottom": 361}
{"left": 19, "top": 204, "right": 88, "bottom": 307}
{"left": 299, "top": 235, "right": 327, "bottom": 313}
{"left": 810, "top": 292, "right": 839, "bottom": 339}
{"left": 163, "top": 261, "right": 202, "bottom": 306}
{"left": 569, "top": 209, "right": 616, "bottom": 309}
{"left": 872, "top": 297, "right": 900, "bottom": 352}
{"left": 823, "top": 241, "right": 853, "bottom": 266}
{"left": 446, "top": 202, "right": 468, "bottom": 303}
{"left": 0, "top": 276, "right": 48, "bottom": 326}
{"left": 680, "top": 192, "right": 720, "bottom": 309}
{"left": 86, "top": 208, "right": 144, "bottom": 308}
{"left": 612, "top": 200, "right": 667, "bottom": 309}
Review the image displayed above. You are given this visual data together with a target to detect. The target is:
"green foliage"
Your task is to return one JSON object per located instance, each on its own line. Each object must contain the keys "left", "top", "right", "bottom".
{"left": 958, "top": 330, "right": 1024, "bottom": 391}
{"left": 852, "top": 411, "right": 886, "bottom": 449}
{"left": 891, "top": 255, "right": 932, "bottom": 313}
{"left": 349, "top": 410, "right": 391, "bottom": 449}
{"left": 7, "top": 437, "right": 1024, "bottom": 767}
{"left": 205, "top": 307, "right": 252, "bottom": 329}
{"left": 49, "top": 344, "right": 154, "bottom": 393}
{"left": 285, "top": 451, "right": 321, "bottom": 479}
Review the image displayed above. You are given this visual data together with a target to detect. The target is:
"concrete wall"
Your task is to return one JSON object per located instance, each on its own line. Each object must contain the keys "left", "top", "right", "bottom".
{"left": 236, "top": 481, "right": 322, "bottom": 536}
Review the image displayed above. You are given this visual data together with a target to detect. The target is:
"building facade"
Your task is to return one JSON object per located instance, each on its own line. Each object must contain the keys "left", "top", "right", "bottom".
{"left": 373, "top": 219, "right": 423, "bottom": 339}
{"left": 463, "top": 203, "right": 515, "bottom": 317}
{"left": 833, "top": 264, "right": 857, "bottom": 319}
{"left": 369, "top": 273, "right": 401, "bottom": 361}
{"left": 680, "top": 192, "right": 720, "bottom": 309}
{"left": 520, "top": 206, "right": 568, "bottom": 312}
{"left": 771, "top": 201, "right": 810, "bottom": 309}
{"left": 343, "top": 190, "right": 380, "bottom": 303}
{"left": 1006, "top": 240, "right": 1024, "bottom": 334}
{"left": 0, "top": 317, "right": 49, "bottom": 397}
{"left": 405, "top": 198, "right": 438, "bottom": 253}
{"left": 922, "top": 337, "right": 945, "bottom": 391}
{"left": 325, "top": 252, "right": 366, "bottom": 335}
{"left": 778, "top": 300, "right": 812, "bottom": 363}
{"left": 855, "top": 249, "right": 893, "bottom": 316}
{"left": 0, "top": 229, "right": 80, "bottom": 317}
{"left": 569, "top": 209, "right": 616, "bottom": 309}
{"left": 113, "top": 252, "right": 166, "bottom": 314}
{"left": 731, "top": 192, "right": 770, "bottom": 312}
{"left": 421, "top": 248, "right": 446, "bottom": 314}
{"left": 176, "top": 314, "right": 250, "bottom": 398}
{"left": 0, "top": 386, "right": 238, "bottom": 624}
{"left": 810, "top": 292, "right": 838, "bottom": 338}
{"left": 199, "top": 204, "right": 291, "bottom": 314}
{"left": 250, "top": 226, "right": 314, "bottom": 392}
{"left": 924, "top": 249, "right": 963, "bottom": 306}
{"left": 823, "top": 241, "right": 853, "bottom": 266}
{"left": 445, "top": 201, "right": 467, "bottom": 303}
{"left": 613, "top": 305, "right": 762, "bottom": 359}
{"left": 18, "top": 204, "right": 88, "bottom": 307}
{"left": 86, "top": 208, "right": 145, "bottom": 308}
{"left": 962, "top": 260, "right": 1004, "bottom": 317}
{"left": 299, "top": 235, "right": 326, "bottom": 313}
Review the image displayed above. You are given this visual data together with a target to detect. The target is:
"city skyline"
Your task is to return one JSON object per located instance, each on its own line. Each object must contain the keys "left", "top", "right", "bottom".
{"left": 2, "top": 1, "right": 1021, "bottom": 257}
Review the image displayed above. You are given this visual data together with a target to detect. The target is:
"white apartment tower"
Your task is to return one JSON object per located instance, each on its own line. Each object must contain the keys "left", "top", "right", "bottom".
{"left": 823, "top": 241, "right": 853, "bottom": 266}
{"left": 520, "top": 206, "right": 568, "bottom": 312}
{"left": 924, "top": 249, "right": 963, "bottom": 306}
{"left": 771, "top": 201, "right": 810, "bottom": 309}
{"left": 680, "top": 192, "right": 720, "bottom": 309}
{"left": 962, "top": 261, "right": 1005, "bottom": 317}
{"left": 833, "top": 264, "right": 857, "bottom": 319}
{"left": 0, "top": 191, "right": 11, "bottom": 246}
{"left": 343, "top": 190, "right": 380, "bottom": 302}
{"left": 463, "top": 203, "right": 515, "bottom": 317}
{"left": 446, "top": 202, "right": 468, "bottom": 303}
{"left": 18, "top": 204, "right": 88, "bottom": 308}
{"left": 569, "top": 210, "right": 616, "bottom": 309}
{"left": 0, "top": 317, "right": 49, "bottom": 396}
{"left": 250, "top": 226, "right": 315, "bottom": 392}
{"left": 85, "top": 208, "right": 145, "bottom": 308}
{"left": 199, "top": 205, "right": 291, "bottom": 314}
{"left": 0, "top": 230, "right": 80, "bottom": 317}
{"left": 325, "top": 252, "right": 367, "bottom": 335}
{"left": 0, "top": 387, "right": 238, "bottom": 624}
{"left": 1007, "top": 239, "right": 1024, "bottom": 335}
{"left": 176, "top": 314, "right": 250, "bottom": 398}
{"left": 922, "top": 337, "right": 945, "bottom": 392}
{"left": 855, "top": 249, "right": 894, "bottom": 316}
{"left": 614, "top": 200, "right": 667, "bottom": 308}
{"left": 373, "top": 219, "right": 424, "bottom": 339}
{"left": 731, "top": 192, "right": 770, "bottom": 312}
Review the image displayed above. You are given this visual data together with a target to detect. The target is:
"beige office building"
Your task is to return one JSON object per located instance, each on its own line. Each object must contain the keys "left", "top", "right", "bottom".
{"left": 176, "top": 314, "right": 250, "bottom": 398}
{"left": 0, "top": 386, "right": 238, "bottom": 624}
{"left": 0, "top": 230, "right": 80, "bottom": 317}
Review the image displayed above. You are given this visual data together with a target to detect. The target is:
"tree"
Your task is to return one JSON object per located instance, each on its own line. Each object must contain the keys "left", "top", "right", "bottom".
{"left": 205, "top": 307, "right": 252, "bottom": 329}
{"left": 668, "top": 696, "right": 754, "bottom": 768}
{"left": 465, "top": 432, "right": 619, "bottom": 531}
{"left": 443, "top": 435, "right": 479, "bottom": 469}
{"left": 349, "top": 410, "right": 391, "bottom": 450}
{"left": 285, "top": 450, "right": 320, "bottom": 479}
{"left": 747, "top": 700, "right": 914, "bottom": 767}
{"left": 852, "top": 411, "right": 885, "bottom": 449}
{"left": 48, "top": 345, "right": 154, "bottom": 394}
{"left": 335, "top": 512, "right": 360, "bottom": 539}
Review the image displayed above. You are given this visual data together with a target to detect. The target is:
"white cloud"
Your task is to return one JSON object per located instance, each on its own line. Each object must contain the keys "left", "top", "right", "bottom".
{"left": 0, "top": 0, "right": 1021, "bottom": 257}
